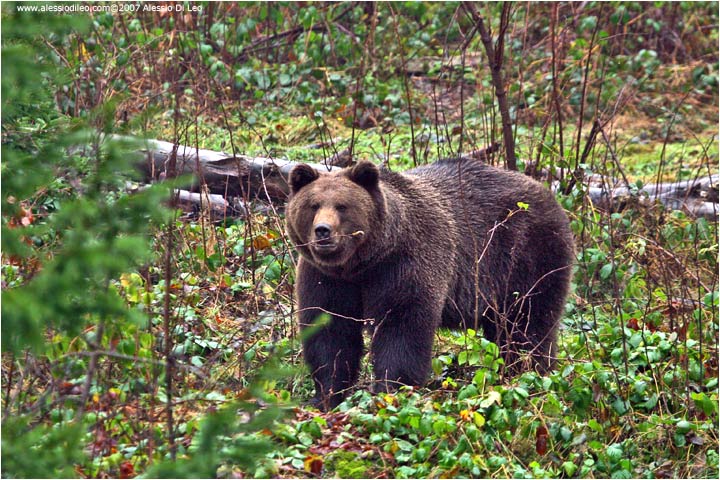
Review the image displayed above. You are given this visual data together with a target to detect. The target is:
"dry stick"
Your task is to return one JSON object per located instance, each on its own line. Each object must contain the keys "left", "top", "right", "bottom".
{"left": 297, "top": 306, "right": 374, "bottom": 324}
{"left": 3, "top": 356, "right": 15, "bottom": 416}
{"left": 62, "top": 350, "right": 205, "bottom": 375}
{"left": 75, "top": 134, "right": 114, "bottom": 421}
{"left": 203, "top": 71, "right": 262, "bottom": 310}
{"left": 575, "top": 141, "right": 630, "bottom": 394}
{"left": 434, "top": 61, "right": 458, "bottom": 160}
{"left": 204, "top": 2, "right": 215, "bottom": 41}
{"left": 7, "top": 354, "right": 55, "bottom": 418}
{"left": 388, "top": 3, "right": 418, "bottom": 166}
{"left": 695, "top": 222, "right": 718, "bottom": 383}
{"left": 431, "top": 82, "right": 443, "bottom": 161}
{"left": 534, "top": 115, "right": 553, "bottom": 180}
{"left": 637, "top": 295, "right": 668, "bottom": 417}
{"left": 193, "top": 120, "right": 212, "bottom": 266}
{"left": 599, "top": 126, "right": 633, "bottom": 192}
{"left": 327, "top": 3, "right": 370, "bottom": 163}
{"left": 161, "top": 62, "right": 185, "bottom": 461}
{"left": 600, "top": 156, "right": 632, "bottom": 389}
{"left": 626, "top": 233, "right": 712, "bottom": 306}
{"left": 205, "top": 75, "right": 262, "bottom": 314}
{"left": 652, "top": 89, "right": 693, "bottom": 202}
{"left": 459, "top": 49, "right": 466, "bottom": 157}
{"left": 366, "top": 3, "right": 378, "bottom": 73}
{"left": 512, "top": 3, "right": 530, "bottom": 159}
{"left": 347, "top": 26, "right": 367, "bottom": 162}
{"left": 454, "top": 6, "right": 480, "bottom": 160}
{"left": 463, "top": 2, "right": 517, "bottom": 170}
{"left": 76, "top": 320, "right": 105, "bottom": 421}
{"left": 550, "top": 3, "right": 565, "bottom": 170}
{"left": 563, "top": 30, "right": 628, "bottom": 196}
{"left": 460, "top": 9, "right": 496, "bottom": 161}
{"left": 583, "top": 60, "right": 638, "bottom": 195}
{"left": 562, "top": 119, "right": 601, "bottom": 195}
{"left": 162, "top": 210, "right": 177, "bottom": 461}
{"left": 686, "top": 130, "right": 720, "bottom": 218}
{"left": 448, "top": 7, "right": 476, "bottom": 159}
{"left": 573, "top": 3, "right": 603, "bottom": 171}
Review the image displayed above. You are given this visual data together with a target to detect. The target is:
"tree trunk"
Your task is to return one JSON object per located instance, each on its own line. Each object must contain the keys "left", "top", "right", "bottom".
{"left": 462, "top": 2, "right": 517, "bottom": 170}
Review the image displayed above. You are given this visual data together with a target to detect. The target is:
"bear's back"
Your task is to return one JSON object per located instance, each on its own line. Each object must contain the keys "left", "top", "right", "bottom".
{"left": 404, "top": 158, "right": 574, "bottom": 332}
{"left": 407, "top": 159, "right": 557, "bottom": 216}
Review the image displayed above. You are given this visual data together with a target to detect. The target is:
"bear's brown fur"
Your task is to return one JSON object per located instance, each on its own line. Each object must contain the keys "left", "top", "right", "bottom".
{"left": 286, "top": 158, "right": 574, "bottom": 410}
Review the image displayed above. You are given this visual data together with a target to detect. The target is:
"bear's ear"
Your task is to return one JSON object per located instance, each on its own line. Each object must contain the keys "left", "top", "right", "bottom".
{"left": 289, "top": 164, "right": 320, "bottom": 194}
{"left": 347, "top": 161, "right": 379, "bottom": 190}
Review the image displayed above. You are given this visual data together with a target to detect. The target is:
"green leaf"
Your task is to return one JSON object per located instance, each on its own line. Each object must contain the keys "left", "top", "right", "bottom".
{"left": 691, "top": 392, "right": 718, "bottom": 416}
{"left": 1, "top": 417, "right": 86, "bottom": 478}
{"left": 473, "top": 412, "right": 485, "bottom": 428}
{"left": 562, "top": 461, "right": 578, "bottom": 476}
{"left": 675, "top": 420, "right": 692, "bottom": 434}
{"left": 458, "top": 350, "right": 468, "bottom": 365}
{"left": 458, "top": 384, "right": 478, "bottom": 401}
{"left": 599, "top": 263, "right": 614, "bottom": 280}
{"left": 605, "top": 443, "right": 623, "bottom": 463}
{"left": 588, "top": 419, "right": 603, "bottom": 433}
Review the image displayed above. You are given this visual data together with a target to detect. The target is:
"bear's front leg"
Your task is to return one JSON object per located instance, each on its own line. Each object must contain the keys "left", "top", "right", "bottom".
{"left": 365, "top": 272, "right": 444, "bottom": 393}
{"left": 370, "top": 317, "right": 437, "bottom": 393}
{"left": 296, "top": 260, "right": 364, "bottom": 410}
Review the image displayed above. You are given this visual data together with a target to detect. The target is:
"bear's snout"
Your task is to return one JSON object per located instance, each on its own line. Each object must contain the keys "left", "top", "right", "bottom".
{"left": 310, "top": 208, "right": 341, "bottom": 248}
{"left": 314, "top": 223, "right": 332, "bottom": 240}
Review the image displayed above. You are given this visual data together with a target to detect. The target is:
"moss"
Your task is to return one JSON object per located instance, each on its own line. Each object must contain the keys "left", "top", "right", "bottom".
{"left": 327, "top": 450, "right": 373, "bottom": 479}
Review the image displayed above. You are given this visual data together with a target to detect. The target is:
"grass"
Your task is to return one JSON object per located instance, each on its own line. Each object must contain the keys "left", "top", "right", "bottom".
{"left": 147, "top": 85, "right": 719, "bottom": 184}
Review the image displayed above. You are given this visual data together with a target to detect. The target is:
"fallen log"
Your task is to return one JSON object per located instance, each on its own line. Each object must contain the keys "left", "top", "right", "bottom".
{"left": 128, "top": 137, "right": 718, "bottom": 220}
{"left": 135, "top": 138, "right": 339, "bottom": 202}
{"left": 174, "top": 189, "right": 247, "bottom": 217}
{"left": 583, "top": 175, "right": 718, "bottom": 220}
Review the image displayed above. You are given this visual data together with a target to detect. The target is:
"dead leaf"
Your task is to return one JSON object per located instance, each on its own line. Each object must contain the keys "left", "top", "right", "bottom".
{"left": 440, "top": 465, "right": 460, "bottom": 478}
{"left": 119, "top": 461, "right": 135, "bottom": 479}
{"left": 252, "top": 234, "right": 271, "bottom": 250}
{"left": 536, "top": 425, "right": 549, "bottom": 455}
{"left": 654, "top": 460, "right": 674, "bottom": 478}
{"left": 59, "top": 382, "right": 82, "bottom": 395}
{"left": 304, "top": 455, "right": 323, "bottom": 476}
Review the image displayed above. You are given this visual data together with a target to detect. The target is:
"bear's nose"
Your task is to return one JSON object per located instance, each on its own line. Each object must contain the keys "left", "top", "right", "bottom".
{"left": 314, "top": 223, "right": 332, "bottom": 240}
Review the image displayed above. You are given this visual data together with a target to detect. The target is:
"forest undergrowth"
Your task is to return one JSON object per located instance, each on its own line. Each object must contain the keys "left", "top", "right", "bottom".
{"left": 2, "top": 2, "right": 718, "bottom": 478}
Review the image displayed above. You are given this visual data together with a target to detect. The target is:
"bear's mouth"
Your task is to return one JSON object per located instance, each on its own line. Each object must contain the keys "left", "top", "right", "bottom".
{"left": 311, "top": 238, "right": 338, "bottom": 251}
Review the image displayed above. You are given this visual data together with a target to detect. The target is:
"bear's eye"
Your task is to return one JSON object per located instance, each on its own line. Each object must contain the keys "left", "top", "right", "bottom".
{"left": 310, "top": 203, "right": 320, "bottom": 211}
{"left": 336, "top": 204, "right": 347, "bottom": 212}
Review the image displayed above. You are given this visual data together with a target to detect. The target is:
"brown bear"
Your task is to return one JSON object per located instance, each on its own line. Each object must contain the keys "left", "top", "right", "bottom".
{"left": 286, "top": 158, "right": 574, "bottom": 410}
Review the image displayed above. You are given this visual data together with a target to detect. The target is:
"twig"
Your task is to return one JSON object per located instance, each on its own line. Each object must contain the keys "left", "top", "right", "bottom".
{"left": 61, "top": 350, "right": 206, "bottom": 375}
{"left": 573, "top": 3, "right": 604, "bottom": 169}
{"left": 162, "top": 80, "right": 183, "bottom": 461}
{"left": 297, "top": 306, "right": 374, "bottom": 325}
{"left": 550, "top": 3, "right": 565, "bottom": 169}
{"left": 653, "top": 89, "right": 693, "bottom": 202}
{"left": 389, "top": 4, "right": 418, "bottom": 166}
{"left": 462, "top": 2, "right": 517, "bottom": 170}
{"left": 599, "top": 125, "right": 632, "bottom": 191}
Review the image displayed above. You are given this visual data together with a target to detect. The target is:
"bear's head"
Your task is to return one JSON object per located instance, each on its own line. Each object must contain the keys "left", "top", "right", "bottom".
{"left": 286, "top": 161, "right": 385, "bottom": 268}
